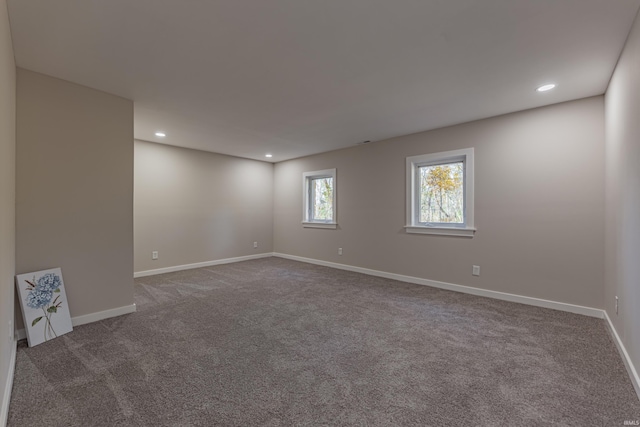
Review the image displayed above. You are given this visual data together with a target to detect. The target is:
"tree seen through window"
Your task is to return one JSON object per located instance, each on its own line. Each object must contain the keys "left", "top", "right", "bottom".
{"left": 311, "top": 177, "right": 333, "bottom": 221}
{"left": 418, "top": 162, "right": 463, "bottom": 224}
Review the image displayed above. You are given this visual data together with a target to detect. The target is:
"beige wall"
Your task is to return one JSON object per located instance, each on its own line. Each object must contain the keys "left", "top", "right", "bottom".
{"left": 605, "top": 11, "right": 640, "bottom": 387}
{"left": 16, "top": 69, "right": 134, "bottom": 323}
{"left": 275, "top": 97, "right": 605, "bottom": 309}
{"left": 134, "top": 140, "right": 273, "bottom": 273}
{"left": 0, "top": 0, "right": 15, "bottom": 418}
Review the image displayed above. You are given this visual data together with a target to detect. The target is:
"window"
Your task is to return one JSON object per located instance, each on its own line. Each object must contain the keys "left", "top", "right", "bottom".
{"left": 303, "top": 169, "right": 337, "bottom": 229}
{"left": 406, "top": 148, "right": 475, "bottom": 237}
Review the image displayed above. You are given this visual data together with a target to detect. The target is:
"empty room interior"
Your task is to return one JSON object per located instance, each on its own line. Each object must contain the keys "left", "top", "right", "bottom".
{"left": 1, "top": 0, "right": 640, "bottom": 425}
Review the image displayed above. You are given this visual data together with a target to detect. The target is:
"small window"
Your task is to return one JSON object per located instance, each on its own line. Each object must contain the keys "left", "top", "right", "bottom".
{"left": 406, "top": 148, "right": 475, "bottom": 237}
{"left": 303, "top": 169, "right": 337, "bottom": 229}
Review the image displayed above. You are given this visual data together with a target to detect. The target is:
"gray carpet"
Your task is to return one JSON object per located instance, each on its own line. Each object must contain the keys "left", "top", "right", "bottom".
{"left": 8, "top": 257, "right": 640, "bottom": 426}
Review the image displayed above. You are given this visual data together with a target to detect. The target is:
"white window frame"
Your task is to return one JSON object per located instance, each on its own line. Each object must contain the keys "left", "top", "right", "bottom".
{"left": 405, "top": 148, "right": 475, "bottom": 237}
{"left": 302, "top": 168, "right": 337, "bottom": 229}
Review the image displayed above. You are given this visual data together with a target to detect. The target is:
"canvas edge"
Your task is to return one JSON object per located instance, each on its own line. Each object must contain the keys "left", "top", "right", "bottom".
{"left": 13, "top": 276, "right": 29, "bottom": 349}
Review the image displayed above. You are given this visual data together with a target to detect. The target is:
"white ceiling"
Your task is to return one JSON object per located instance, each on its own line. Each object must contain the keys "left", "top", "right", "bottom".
{"left": 7, "top": 1, "right": 640, "bottom": 162}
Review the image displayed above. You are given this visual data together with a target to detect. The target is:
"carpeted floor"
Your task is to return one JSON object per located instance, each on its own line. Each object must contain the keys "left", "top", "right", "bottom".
{"left": 8, "top": 257, "right": 640, "bottom": 426}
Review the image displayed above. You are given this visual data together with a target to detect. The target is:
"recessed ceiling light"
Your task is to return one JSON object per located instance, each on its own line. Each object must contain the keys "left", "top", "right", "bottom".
{"left": 265, "top": 154, "right": 273, "bottom": 158}
{"left": 155, "top": 132, "right": 166, "bottom": 137}
{"left": 536, "top": 84, "right": 556, "bottom": 92}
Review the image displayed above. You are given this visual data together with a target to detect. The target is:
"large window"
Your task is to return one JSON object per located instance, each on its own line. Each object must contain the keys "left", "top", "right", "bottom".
{"left": 303, "top": 168, "right": 337, "bottom": 229}
{"left": 406, "top": 148, "right": 475, "bottom": 237}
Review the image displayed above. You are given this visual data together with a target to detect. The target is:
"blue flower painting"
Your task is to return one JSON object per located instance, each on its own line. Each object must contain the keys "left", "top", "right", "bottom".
{"left": 16, "top": 268, "right": 73, "bottom": 347}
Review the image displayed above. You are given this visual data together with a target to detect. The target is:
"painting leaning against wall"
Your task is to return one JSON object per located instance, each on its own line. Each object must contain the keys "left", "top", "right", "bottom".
{"left": 15, "top": 268, "right": 73, "bottom": 347}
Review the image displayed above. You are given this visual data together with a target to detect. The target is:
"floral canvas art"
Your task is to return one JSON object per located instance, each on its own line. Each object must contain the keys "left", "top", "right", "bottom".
{"left": 16, "top": 268, "right": 73, "bottom": 347}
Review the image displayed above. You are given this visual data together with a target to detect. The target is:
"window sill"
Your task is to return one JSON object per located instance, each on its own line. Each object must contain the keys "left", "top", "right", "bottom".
{"left": 302, "top": 222, "right": 337, "bottom": 229}
{"left": 404, "top": 225, "right": 475, "bottom": 237}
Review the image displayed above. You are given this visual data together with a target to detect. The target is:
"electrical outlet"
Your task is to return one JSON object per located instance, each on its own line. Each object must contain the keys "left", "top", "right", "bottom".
{"left": 253, "top": 242, "right": 258, "bottom": 248}
{"left": 615, "top": 296, "right": 619, "bottom": 315}
{"left": 472, "top": 265, "right": 480, "bottom": 276}
{"left": 338, "top": 248, "right": 343, "bottom": 256}
{"left": 152, "top": 251, "right": 159, "bottom": 260}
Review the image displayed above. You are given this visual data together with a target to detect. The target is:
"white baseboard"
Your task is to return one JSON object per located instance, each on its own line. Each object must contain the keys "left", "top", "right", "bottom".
{"left": 9, "top": 254, "right": 639, "bottom": 407}
{"left": 16, "top": 303, "right": 137, "bottom": 342}
{"left": 274, "top": 254, "right": 640, "bottom": 394}
{"left": 0, "top": 339, "right": 17, "bottom": 427}
{"left": 134, "top": 253, "right": 274, "bottom": 278}
{"left": 604, "top": 311, "right": 640, "bottom": 400}
{"left": 273, "top": 253, "right": 604, "bottom": 319}
{"left": 71, "top": 303, "right": 137, "bottom": 327}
